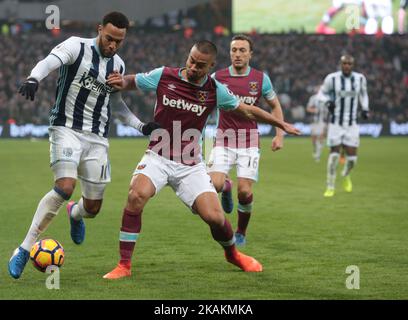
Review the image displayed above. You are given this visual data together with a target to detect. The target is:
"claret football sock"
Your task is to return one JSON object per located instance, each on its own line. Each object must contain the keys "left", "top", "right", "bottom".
{"left": 210, "top": 218, "right": 235, "bottom": 256}
{"left": 237, "top": 193, "right": 253, "bottom": 236}
{"left": 119, "top": 208, "right": 142, "bottom": 265}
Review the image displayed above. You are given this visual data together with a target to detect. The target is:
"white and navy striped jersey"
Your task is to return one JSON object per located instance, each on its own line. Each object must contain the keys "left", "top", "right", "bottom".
{"left": 49, "top": 36, "right": 125, "bottom": 138}
{"left": 319, "top": 71, "right": 369, "bottom": 126}
{"left": 307, "top": 94, "right": 328, "bottom": 125}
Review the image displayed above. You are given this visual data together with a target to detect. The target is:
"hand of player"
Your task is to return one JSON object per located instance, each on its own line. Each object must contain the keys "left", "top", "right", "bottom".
{"left": 282, "top": 122, "right": 301, "bottom": 136}
{"left": 361, "top": 110, "right": 369, "bottom": 120}
{"left": 18, "top": 77, "right": 39, "bottom": 101}
{"left": 142, "top": 122, "right": 161, "bottom": 136}
{"left": 325, "top": 101, "right": 335, "bottom": 114}
{"left": 271, "top": 135, "right": 284, "bottom": 152}
{"left": 106, "top": 71, "right": 125, "bottom": 90}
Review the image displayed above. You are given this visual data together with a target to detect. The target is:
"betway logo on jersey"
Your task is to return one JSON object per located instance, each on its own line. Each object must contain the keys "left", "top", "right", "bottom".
{"left": 79, "top": 72, "right": 114, "bottom": 95}
{"left": 162, "top": 95, "right": 207, "bottom": 116}
{"left": 236, "top": 95, "right": 257, "bottom": 105}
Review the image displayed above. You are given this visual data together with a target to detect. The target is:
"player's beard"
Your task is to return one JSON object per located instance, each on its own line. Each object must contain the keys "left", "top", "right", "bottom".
{"left": 186, "top": 69, "right": 200, "bottom": 82}
{"left": 102, "top": 49, "right": 115, "bottom": 58}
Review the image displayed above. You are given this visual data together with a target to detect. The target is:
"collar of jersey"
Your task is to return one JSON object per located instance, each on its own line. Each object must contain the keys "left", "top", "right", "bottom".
{"left": 229, "top": 65, "right": 251, "bottom": 77}
{"left": 178, "top": 68, "right": 208, "bottom": 87}
{"left": 93, "top": 38, "right": 112, "bottom": 61}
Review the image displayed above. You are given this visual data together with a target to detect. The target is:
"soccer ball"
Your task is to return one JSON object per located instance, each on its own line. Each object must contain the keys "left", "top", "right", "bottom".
{"left": 30, "top": 239, "right": 65, "bottom": 272}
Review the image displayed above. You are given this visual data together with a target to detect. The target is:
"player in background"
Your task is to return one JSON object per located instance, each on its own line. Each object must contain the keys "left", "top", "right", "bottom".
{"left": 306, "top": 86, "right": 328, "bottom": 163}
{"left": 398, "top": 0, "right": 407, "bottom": 34}
{"left": 319, "top": 55, "right": 369, "bottom": 197}
{"left": 363, "top": 0, "right": 394, "bottom": 35}
{"left": 8, "top": 12, "right": 159, "bottom": 279}
{"left": 207, "top": 34, "right": 284, "bottom": 247}
{"left": 316, "top": 0, "right": 364, "bottom": 34}
{"left": 102, "top": 41, "right": 300, "bottom": 279}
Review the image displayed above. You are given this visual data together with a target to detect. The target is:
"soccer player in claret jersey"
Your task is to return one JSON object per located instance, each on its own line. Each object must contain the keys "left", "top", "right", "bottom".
{"left": 103, "top": 40, "right": 300, "bottom": 279}
{"left": 319, "top": 55, "right": 369, "bottom": 197}
{"left": 8, "top": 12, "right": 159, "bottom": 279}
{"left": 207, "top": 35, "right": 285, "bottom": 247}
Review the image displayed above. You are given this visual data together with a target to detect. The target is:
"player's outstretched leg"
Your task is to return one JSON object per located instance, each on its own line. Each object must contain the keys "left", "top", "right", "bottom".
{"left": 8, "top": 247, "right": 30, "bottom": 279}
{"left": 210, "top": 218, "right": 262, "bottom": 272}
{"left": 8, "top": 186, "right": 69, "bottom": 279}
{"left": 221, "top": 178, "right": 234, "bottom": 214}
{"left": 104, "top": 174, "right": 155, "bottom": 279}
{"left": 195, "top": 192, "right": 262, "bottom": 272}
{"left": 215, "top": 219, "right": 262, "bottom": 272}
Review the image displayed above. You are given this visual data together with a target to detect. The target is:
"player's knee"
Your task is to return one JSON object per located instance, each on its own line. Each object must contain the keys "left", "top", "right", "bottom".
{"left": 127, "top": 189, "right": 149, "bottom": 208}
{"left": 83, "top": 200, "right": 102, "bottom": 216}
{"left": 200, "top": 204, "right": 224, "bottom": 227}
{"left": 330, "top": 146, "right": 341, "bottom": 154}
{"left": 207, "top": 210, "right": 225, "bottom": 228}
{"left": 213, "top": 181, "right": 224, "bottom": 193}
{"left": 238, "top": 190, "right": 252, "bottom": 203}
{"left": 54, "top": 181, "right": 75, "bottom": 200}
{"left": 209, "top": 175, "right": 224, "bottom": 193}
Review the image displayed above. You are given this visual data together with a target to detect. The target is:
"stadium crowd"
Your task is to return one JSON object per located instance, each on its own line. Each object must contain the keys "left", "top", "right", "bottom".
{"left": 0, "top": 30, "right": 407, "bottom": 125}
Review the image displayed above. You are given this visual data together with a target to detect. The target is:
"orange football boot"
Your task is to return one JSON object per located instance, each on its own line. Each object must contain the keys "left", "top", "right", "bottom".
{"left": 103, "top": 263, "right": 131, "bottom": 279}
{"left": 225, "top": 250, "right": 263, "bottom": 272}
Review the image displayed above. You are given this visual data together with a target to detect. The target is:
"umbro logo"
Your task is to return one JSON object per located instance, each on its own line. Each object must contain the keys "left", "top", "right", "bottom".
{"left": 168, "top": 84, "right": 177, "bottom": 91}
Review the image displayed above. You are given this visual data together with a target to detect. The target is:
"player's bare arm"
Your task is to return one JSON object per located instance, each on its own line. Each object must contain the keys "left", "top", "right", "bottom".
{"left": 234, "top": 102, "right": 300, "bottom": 136}
{"left": 107, "top": 72, "right": 136, "bottom": 90}
{"left": 266, "top": 96, "right": 284, "bottom": 151}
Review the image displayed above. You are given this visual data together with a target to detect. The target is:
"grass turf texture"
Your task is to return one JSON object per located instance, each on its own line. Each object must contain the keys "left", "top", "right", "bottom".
{"left": 0, "top": 137, "right": 407, "bottom": 299}
{"left": 232, "top": 0, "right": 401, "bottom": 34}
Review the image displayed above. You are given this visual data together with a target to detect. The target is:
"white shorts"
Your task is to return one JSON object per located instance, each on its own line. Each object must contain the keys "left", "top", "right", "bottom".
{"left": 327, "top": 123, "right": 360, "bottom": 148}
{"left": 311, "top": 123, "right": 327, "bottom": 136}
{"left": 364, "top": 0, "right": 392, "bottom": 18}
{"left": 49, "top": 126, "right": 110, "bottom": 199}
{"left": 206, "top": 146, "right": 260, "bottom": 182}
{"left": 133, "top": 150, "right": 216, "bottom": 211}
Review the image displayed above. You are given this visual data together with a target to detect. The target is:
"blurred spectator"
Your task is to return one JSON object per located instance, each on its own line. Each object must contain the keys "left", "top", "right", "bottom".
{"left": 0, "top": 30, "right": 407, "bottom": 125}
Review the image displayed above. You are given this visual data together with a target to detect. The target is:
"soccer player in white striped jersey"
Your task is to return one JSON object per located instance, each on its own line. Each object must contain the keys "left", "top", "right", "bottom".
{"left": 8, "top": 12, "right": 159, "bottom": 279}
{"left": 306, "top": 86, "right": 328, "bottom": 163}
{"left": 319, "top": 55, "right": 369, "bottom": 197}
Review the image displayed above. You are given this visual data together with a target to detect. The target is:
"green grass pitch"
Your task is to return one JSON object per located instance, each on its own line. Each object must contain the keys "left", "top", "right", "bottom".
{"left": 233, "top": 0, "right": 401, "bottom": 33}
{"left": 0, "top": 137, "right": 407, "bottom": 299}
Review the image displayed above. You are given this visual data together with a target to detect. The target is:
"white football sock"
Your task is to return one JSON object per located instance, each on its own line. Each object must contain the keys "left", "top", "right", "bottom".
{"left": 327, "top": 152, "right": 340, "bottom": 189}
{"left": 342, "top": 155, "right": 357, "bottom": 177}
{"left": 20, "top": 188, "right": 67, "bottom": 251}
{"left": 315, "top": 140, "right": 323, "bottom": 160}
{"left": 70, "top": 198, "right": 96, "bottom": 221}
